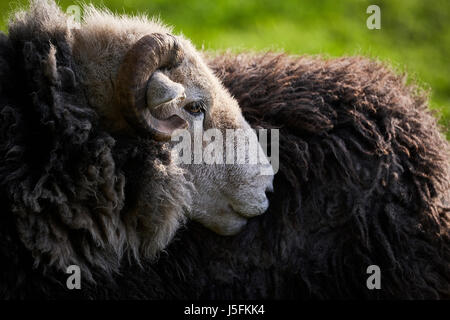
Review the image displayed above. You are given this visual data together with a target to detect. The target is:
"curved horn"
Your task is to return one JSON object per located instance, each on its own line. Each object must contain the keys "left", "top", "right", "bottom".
{"left": 115, "top": 33, "right": 188, "bottom": 141}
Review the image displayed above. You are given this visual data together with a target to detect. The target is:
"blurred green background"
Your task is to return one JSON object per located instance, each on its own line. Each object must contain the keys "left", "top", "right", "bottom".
{"left": 1, "top": 0, "right": 449, "bottom": 139}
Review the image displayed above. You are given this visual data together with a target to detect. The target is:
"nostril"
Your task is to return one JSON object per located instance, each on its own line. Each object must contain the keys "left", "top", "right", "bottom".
{"left": 265, "top": 184, "right": 274, "bottom": 193}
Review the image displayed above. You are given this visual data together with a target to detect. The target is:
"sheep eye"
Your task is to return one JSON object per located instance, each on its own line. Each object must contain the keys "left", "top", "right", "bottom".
{"left": 184, "top": 101, "right": 206, "bottom": 116}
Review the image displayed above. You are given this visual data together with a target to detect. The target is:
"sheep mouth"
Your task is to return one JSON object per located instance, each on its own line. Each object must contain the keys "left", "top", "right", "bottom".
{"left": 227, "top": 206, "right": 250, "bottom": 220}
{"left": 213, "top": 203, "right": 268, "bottom": 236}
{"left": 227, "top": 196, "right": 270, "bottom": 219}
{"left": 228, "top": 205, "right": 252, "bottom": 219}
{"left": 189, "top": 195, "right": 270, "bottom": 236}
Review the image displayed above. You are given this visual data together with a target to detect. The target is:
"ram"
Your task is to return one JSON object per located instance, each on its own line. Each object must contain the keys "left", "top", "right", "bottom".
{"left": 0, "top": 1, "right": 448, "bottom": 299}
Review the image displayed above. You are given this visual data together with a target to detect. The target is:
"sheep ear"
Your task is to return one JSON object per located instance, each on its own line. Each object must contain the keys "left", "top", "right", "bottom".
{"left": 146, "top": 71, "right": 186, "bottom": 109}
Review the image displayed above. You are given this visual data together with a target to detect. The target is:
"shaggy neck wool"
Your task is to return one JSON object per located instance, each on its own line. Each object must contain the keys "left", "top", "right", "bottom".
{"left": 0, "top": 0, "right": 192, "bottom": 280}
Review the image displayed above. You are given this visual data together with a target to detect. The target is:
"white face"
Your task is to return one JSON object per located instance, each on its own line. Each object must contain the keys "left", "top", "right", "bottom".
{"left": 149, "top": 40, "right": 274, "bottom": 235}
{"left": 176, "top": 112, "right": 274, "bottom": 236}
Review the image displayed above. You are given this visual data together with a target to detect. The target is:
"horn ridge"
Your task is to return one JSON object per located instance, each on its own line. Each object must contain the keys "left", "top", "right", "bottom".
{"left": 115, "top": 33, "right": 186, "bottom": 141}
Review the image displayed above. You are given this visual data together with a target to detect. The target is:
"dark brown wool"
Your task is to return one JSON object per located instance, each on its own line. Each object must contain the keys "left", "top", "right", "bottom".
{"left": 203, "top": 53, "right": 450, "bottom": 299}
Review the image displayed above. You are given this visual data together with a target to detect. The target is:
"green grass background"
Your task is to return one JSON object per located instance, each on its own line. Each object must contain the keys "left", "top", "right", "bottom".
{"left": 1, "top": 0, "right": 449, "bottom": 139}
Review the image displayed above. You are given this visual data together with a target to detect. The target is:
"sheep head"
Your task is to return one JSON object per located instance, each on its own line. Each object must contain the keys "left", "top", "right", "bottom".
{"left": 3, "top": 0, "right": 273, "bottom": 278}
{"left": 72, "top": 12, "right": 274, "bottom": 236}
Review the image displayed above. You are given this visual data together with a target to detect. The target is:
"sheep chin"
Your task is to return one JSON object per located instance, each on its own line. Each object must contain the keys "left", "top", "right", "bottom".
{"left": 192, "top": 209, "right": 248, "bottom": 236}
